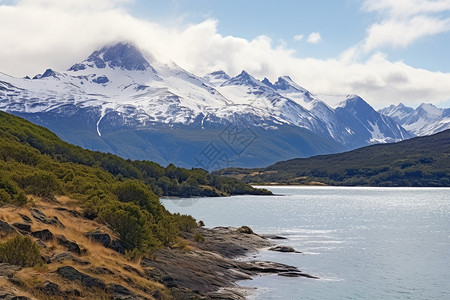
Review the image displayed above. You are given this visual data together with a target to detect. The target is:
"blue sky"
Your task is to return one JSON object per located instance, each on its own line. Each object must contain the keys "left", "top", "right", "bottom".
{"left": 127, "top": 0, "right": 450, "bottom": 73}
{"left": 0, "top": 0, "right": 450, "bottom": 108}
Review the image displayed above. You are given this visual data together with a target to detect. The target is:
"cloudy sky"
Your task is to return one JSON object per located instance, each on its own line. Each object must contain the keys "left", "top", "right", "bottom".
{"left": 1, "top": 0, "right": 450, "bottom": 108}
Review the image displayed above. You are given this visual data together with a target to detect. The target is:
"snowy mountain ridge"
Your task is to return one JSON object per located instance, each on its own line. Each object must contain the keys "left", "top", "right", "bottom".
{"left": 0, "top": 42, "right": 428, "bottom": 168}
{"left": 379, "top": 103, "right": 450, "bottom": 136}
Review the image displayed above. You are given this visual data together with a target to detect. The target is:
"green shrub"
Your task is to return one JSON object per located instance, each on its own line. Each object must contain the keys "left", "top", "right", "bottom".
{"left": 237, "top": 226, "right": 254, "bottom": 234}
{"left": 156, "top": 216, "right": 179, "bottom": 246}
{"left": 15, "top": 171, "right": 60, "bottom": 197}
{"left": 99, "top": 202, "right": 161, "bottom": 252}
{"left": 173, "top": 213, "right": 197, "bottom": 232}
{"left": 0, "top": 176, "right": 28, "bottom": 206}
{"left": 193, "top": 233, "right": 205, "bottom": 243}
{"left": 0, "top": 235, "right": 42, "bottom": 267}
{"left": 114, "top": 180, "right": 162, "bottom": 219}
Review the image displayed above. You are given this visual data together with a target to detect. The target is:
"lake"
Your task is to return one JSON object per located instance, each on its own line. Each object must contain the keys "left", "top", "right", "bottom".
{"left": 161, "top": 186, "right": 450, "bottom": 299}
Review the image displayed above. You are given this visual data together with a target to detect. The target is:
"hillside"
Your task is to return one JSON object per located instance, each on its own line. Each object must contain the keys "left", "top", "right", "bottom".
{"left": 215, "top": 130, "right": 450, "bottom": 187}
{"left": 0, "top": 112, "right": 305, "bottom": 299}
{"left": 0, "top": 111, "right": 270, "bottom": 198}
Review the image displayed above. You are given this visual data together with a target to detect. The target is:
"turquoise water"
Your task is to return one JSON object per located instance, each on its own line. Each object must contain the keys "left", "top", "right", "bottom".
{"left": 161, "top": 186, "right": 450, "bottom": 299}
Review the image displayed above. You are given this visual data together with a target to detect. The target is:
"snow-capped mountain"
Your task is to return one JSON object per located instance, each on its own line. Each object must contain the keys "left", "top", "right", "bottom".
{"left": 0, "top": 42, "right": 414, "bottom": 168}
{"left": 379, "top": 103, "right": 450, "bottom": 136}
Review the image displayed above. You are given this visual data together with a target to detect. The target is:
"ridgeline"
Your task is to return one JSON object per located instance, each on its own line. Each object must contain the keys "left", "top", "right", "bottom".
{"left": 215, "top": 129, "right": 450, "bottom": 187}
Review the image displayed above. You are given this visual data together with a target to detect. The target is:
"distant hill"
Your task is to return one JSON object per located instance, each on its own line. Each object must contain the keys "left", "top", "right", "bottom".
{"left": 215, "top": 130, "right": 450, "bottom": 187}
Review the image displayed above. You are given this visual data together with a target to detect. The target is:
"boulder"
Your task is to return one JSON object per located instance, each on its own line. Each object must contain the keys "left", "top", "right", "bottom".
{"left": 31, "top": 209, "right": 65, "bottom": 228}
{"left": 269, "top": 245, "right": 300, "bottom": 253}
{"left": 0, "top": 263, "right": 21, "bottom": 278}
{"left": 12, "top": 223, "right": 31, "bottom": 232}
{"left": 31, "top": 229, "right": 53, "bottom": 241}
{"left": 84, "top": 231, "right": 111, "bottom": 247}
{"left": 57, "top": 266, "right": 105, "bottom": 289}
{"left": 0, "top": 220, "right": 15, "bottom": 235}
{"left": 57, "top": 235, "right": 81, "bottom": 255}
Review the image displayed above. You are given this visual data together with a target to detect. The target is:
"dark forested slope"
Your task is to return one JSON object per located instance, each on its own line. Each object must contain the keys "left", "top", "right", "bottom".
{"left": 216, "top": 129, "right": 450, "bottom": 186}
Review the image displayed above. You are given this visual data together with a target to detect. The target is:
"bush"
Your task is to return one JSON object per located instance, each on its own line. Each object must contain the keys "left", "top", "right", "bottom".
{"left": 193, "top": 233, "right": 205, "bottom": 243}
{"left": 114, "top": 180, "right": 162, "bottom": 218}
{"left": 173, "top": 213, "right": 197, "bottom": 232}
{"left": 0, "top": 176, "right": 28, "bottom": 206}
{"left": 99, "top": 202, "right": 161, "bottom": 252}
{"left": 156, "top": 216, "right": 179, "bottom": 246}
{"left": 237, "top": 226, "right": 254, "bottom": 234}
{"left": 15, "top": 171, "right": 60, "bottom": 197}
{"left": 0, "top": 235, "right": 42, "bottom": 267}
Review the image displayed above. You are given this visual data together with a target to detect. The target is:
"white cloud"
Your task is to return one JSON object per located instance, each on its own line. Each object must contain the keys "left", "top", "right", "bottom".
{"left": 361, "top": 0, "right": 450, "bottom": 52}
{"left": 363, "top": 0, "right": 450, "bottom": 18}
{"left": 306, "top": 32, "right": 321, "bottom": 44}
{"left": 364, "top": 16, "right": 450, "bottom": 51}
{"left": 0, "top": 0, "right": 449, "bottom": 108}
{"left": 293, "top": 34, "right": 303, "bottom": 41}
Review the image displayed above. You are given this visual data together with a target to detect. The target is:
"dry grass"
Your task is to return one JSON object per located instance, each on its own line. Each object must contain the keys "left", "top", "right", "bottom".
{"left": 0, "top": 195, "right": 170, "bottom": 300}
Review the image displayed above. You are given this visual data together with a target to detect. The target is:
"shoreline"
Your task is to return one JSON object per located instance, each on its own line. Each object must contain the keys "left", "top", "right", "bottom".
{"left": 0, "top": 201, "right": 316, "bottom": 300}
{"left": 143, "top": 226, "right": 317, "bottom": 299}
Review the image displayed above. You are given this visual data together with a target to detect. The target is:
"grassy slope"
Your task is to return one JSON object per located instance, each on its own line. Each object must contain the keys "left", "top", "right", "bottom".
{"left": 216, "top": 129, "right": 450, "bottom": 187}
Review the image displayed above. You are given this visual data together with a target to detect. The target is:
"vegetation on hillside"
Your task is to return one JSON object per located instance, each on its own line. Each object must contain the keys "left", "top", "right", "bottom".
{"left": 0, "top": 111, "right": 269, "bottom": 255}
{"left": 216, "top": 130, "right": 450, "bottom": 187}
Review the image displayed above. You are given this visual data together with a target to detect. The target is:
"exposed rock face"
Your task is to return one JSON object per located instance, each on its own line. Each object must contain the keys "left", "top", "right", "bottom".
{"left": 57, "top": 235, "right": 82, "bottom": 255}
{"left": 84, "top": 231, "right": 111, "bottom": 247}
{"left": 12, "top": 223, "right": 31, "bottom": 232}
{"left": 0, "top": 220, "right": 15, "bottom": 236}
{"left": 31, "top": 229, "right": 54, "bottom": 241}
{"left": 57, "top": 266, "right": 105, "bottom": 289}
{"left": 143, "top": 227, "right": 318, "bottom": 299}
{"left": 31, "top": 209, "right": 65, "bottom": 228}
{"left": 0, "top": 263, "right": 21, "bottom": 278}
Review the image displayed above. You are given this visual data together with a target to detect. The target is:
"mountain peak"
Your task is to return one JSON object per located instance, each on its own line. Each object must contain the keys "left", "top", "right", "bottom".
{"left": 417, "top": 103, "right": 442, "bottom": 116}
{"left": 69, "top": 42, "right": 153, "bottom": 72}
{"left": 223, "top": 70, "right": 263, "bottom": 88}
{"left": 32, "top": 68, "right": 59, "bottom": 80}
{"left": 261, "top": 76, "right": 308, "bottom": 94}
{"left": 274, "top": 76, "right": 308, "bottom": 93}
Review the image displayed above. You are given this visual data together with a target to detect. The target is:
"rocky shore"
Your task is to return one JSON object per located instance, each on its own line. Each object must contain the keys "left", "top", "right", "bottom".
{"left": 0, "top": 199, "right": 316, "bottom": 300}
{"left": 145, "top": 226, "right": 318, "bottom": 299}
